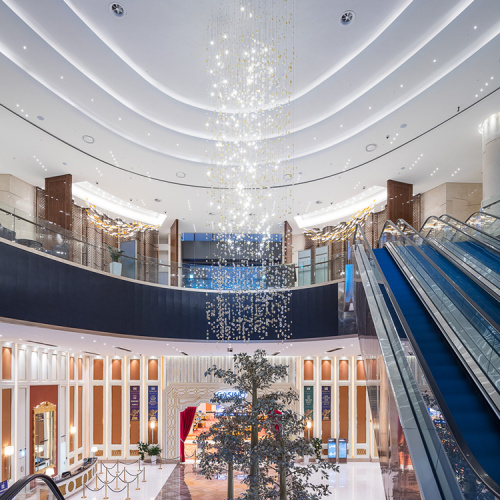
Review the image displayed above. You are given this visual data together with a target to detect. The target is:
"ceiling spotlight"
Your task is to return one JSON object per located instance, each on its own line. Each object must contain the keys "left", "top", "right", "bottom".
{"left": 176, "top": 171, "right": 186, "bottom": 178}
{"left": 109, "top": 3, "right": 125, "bottom": 17}
{"left": 365, "top": 144, "right": 378, "bottom": 152}
{"left": 340, "top": 10, "right": 355, "bottom": 26}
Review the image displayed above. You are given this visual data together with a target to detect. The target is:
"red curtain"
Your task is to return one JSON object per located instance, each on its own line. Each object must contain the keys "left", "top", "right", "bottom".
{"left": 180, "top": 406, "right": 197, "bottom": 462}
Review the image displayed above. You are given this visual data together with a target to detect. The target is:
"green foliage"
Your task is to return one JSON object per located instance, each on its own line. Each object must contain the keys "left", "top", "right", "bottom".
{"left": 311, "top": 438, "right": 323, "bottom": 461}
{"left": 136, "top": 441, "right": 149, "bottom": 460}
{"left": 108, "top": 245, "right": 125, "bottom": 262}
{"left": 197, "top": 350, "right": 338, "bottom": 499}
{"left": 148, "top": 444, "right": 161, "bottom": 457}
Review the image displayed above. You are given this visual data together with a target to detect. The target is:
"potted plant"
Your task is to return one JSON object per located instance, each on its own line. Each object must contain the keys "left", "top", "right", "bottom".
{"left": 312, "top": 437, "right": 323, "bottom": 461}
{"left": 148, "top": 444, "right": 161, "bottom": 465}
{"left": 137, "top": 441, "right": 149, "bottom": 466}
{"left": 108, "top": 245, "right": 125, "bottom": 276}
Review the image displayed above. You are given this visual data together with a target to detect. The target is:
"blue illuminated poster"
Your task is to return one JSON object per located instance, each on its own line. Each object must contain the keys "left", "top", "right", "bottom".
{"left": 338, "top": 439, "right": 347, "bottom": 459}
{"left": 328, "top": 439, "right": 337, "bottom": 459}
{"left": 148, "top": 386, "right": 158, "bottom": 421}
{"left": 322, "top": 386, "right": 331, "bottom": 421}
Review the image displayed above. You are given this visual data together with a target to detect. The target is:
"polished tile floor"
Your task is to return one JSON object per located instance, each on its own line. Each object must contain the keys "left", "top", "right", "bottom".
{"left": 155, "top": 462, "right": 386, "bottom": 499}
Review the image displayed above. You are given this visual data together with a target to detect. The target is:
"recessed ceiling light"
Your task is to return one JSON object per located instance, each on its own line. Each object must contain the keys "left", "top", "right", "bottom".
{"left": 315, "top": 200, "right": 323, "bottom": 204}
{"left": 154, "top": 198, "right": 161, "bottom": 202}
{"left": 82, "top": 135, "right": 95, "bottom": 144}
{"left": 340, "top": 10, "right": 355, "bottom": 26}
{"left": 283, "top": 173, "right": 292, "bottom": 181}
{"left": 400, "top": 123, "right": 407, "bottom": 128}
{"left": 109, "top": 3, "right": 126, "bottom": 17}
{"left": 176, "top": 171, "right": 186, "bottom": 178}
{"left": 37, "top": 116, "right": 44, "bottom": 121}
{"left": 365, "top": 143, "right": 377, "bottom": 152}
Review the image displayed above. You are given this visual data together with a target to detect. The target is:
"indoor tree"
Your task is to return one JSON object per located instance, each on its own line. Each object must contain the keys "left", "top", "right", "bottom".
{"left": 197, "top": 350, "right": 338, "bottom": 499}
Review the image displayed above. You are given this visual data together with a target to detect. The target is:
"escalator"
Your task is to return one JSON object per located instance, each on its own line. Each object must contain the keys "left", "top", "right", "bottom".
{"left": 0, "top": 474, "right": 65, "bottom": 500}
{"left": 466, "top": 212, "right": 500, "bottom": 240}
{"left": 353, "top": 222, "right": 500, "bottom": 500}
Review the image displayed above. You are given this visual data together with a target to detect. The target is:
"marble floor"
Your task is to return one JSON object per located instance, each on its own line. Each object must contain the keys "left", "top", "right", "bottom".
{"left": 154, "top": 462, "right": 386, "bottom": 500}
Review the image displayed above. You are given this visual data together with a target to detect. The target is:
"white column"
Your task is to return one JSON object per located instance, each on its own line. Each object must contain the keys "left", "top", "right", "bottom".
{"left": 481, "top": 112, "right": 500, "bottom": 207}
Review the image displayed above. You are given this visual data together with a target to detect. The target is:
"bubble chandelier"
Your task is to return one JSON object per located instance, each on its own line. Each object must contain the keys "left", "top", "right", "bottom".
{"left": 205, "top": 0, "right": 295, "bottom": 343}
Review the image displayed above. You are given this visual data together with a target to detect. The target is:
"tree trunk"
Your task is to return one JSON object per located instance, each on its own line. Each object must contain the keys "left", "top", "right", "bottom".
{"left": 227, "top": 458, "right": 234, "bottom": 500}
{"left": 279, "top": 438, "right": 286, "bottom": 500}
{"left": 249, "top": 382, "right": 259, "bottom": 494}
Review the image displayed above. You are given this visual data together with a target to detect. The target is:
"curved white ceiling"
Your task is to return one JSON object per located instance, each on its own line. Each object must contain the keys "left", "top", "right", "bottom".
{"left": 0, "top": 0, "right": 499, "bottom": 231}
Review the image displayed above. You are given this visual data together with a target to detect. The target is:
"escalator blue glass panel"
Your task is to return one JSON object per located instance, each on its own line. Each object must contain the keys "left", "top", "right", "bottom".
{"left": 415, "top": 244, "right": 500, "bottom": 328}
{"left": 373, "top": 247, "right": 500, "bottom": 486}
{"left": 457, "top": 240, "right": 500, "bottom": 274}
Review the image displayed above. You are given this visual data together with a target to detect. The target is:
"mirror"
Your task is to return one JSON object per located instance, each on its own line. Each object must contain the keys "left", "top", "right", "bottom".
{"left": 33, "top": 401, "right": 56, "bottom": 473}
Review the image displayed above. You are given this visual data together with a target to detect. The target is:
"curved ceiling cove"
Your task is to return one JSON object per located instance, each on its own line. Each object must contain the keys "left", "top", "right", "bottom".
{"left": 0, "top": 0, "right": 499, "bottom": 232}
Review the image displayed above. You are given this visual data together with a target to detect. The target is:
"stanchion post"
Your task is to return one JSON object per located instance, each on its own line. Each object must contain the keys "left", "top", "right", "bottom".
{"left": 142, "top": 467, "right": 146, "bottom": 483}
{"left": 105, "top": 467, "right": 108, "bottom": 483}
{"left": 103, "top": 482, "right": 109, "bottom": 500}
{"left": 115, "top": 471, "right": 119, "bottom": 490}
{"left": 158, "top": 453, "right": 162, "bottom": 469}
{"left": 99, "top": 461, "right": 103, "bottom": 474}
{"left": 95, "top": 470, "right": 98, "bottom": 489}
{"left": 116, "top": 460, "right": 119, "bottom": 473}
{"left": 125, "top": 482, "right": 130, "bottom": 500}
{"left": 136, "top": 474, "right": 140, "bottom": 491}
{"left": 81, "top": 484, "right": 86, "bottom": 499}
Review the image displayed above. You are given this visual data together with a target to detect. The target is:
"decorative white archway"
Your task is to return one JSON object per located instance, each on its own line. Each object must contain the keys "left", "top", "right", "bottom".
{"left": 164, "top": 382, "right": 299, "bottom": 459}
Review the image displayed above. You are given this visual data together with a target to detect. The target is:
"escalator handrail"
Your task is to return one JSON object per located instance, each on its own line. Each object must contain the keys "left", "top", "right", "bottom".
{"left": 353, "top": 225, "right": 463, "bottom": 500}
{"left": 397, "top": 217, "right": 500, "bottom": 302}
{"left": 436, "top": 214, "right": 500, "bottom": 252}
{"left": 466, "top": 211, "right": 500, "bottom": 225}
{"left": 0, "top": 474, "right": 64, "bottom": 500}
{"left": 382, "top": 219, "right": 500, "bottom": 337}
{"left": 367, "top": 222, "right": 500, "bottom": 498}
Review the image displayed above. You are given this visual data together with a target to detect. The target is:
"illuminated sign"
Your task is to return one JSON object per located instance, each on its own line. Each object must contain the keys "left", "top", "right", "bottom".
{"left": 328, "top": 439, "right": 337, "bottom": 459}
{"left": 215, "top": 390, "right": 247, "bottom": 401}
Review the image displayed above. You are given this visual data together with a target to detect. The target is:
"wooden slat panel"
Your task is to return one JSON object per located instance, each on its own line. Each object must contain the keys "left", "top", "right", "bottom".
{"left": 284, "top": 220, "right": 292, "bottom": 264}
{"left": 93, "top": 359, "right": 103, "bottom": 380}
{"left": 78, "top": 386, "right": 83, "bottom": 448}
{"left": 130, "top": 359, "right": 140, "bottom": 380}
{"left": 339, "top": 359, "right": 349, "bottom": 380}
{"left": 304, "top": 360, "right": 314, "bottom": 381}
{"left": 78, "top": 358, "right": 83, "bottom": 380}
{"left": 321, "top": 359, "right": 331, "bottom": 381}
{"left": 111, "top": 386, "right": 122, "bottom": 445}
{"left": 2, "top": 389, "right": 11, "bottom": 481}
{"left": 148, "top": 359, "right": 158, "bottom": 380}
{"left": 356, "top": 360, "right": 366, "bottom": 380}
{"left": 112, "top": 359, "right": 122, "bottom": 380}
{"left": 93, "top": 386, "right": 103, "bottom": 445}
{"left": 357, "top": 386, "right": 367, "bottom": 443}
{"left": 69, "top": 386, "right": 75, "bottom": 452}
{"left": 170, "top": 219, "right": 179, "bottom": 286}
{"left": 387, "top": 179, "right": 413, "bottom": 225}
{"left": 2, "top": 347, "right": 11, "bottom": 380}
{"left": 339, "top": 386, "right": 349, "bottom": 441}
{"left": 45, "top": 174, "right": 73, "bottom": 230}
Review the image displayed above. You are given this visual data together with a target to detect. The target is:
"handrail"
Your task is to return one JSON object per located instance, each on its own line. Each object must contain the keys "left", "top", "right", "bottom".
{"left": 369, "top": 222, "right": 500, "bottom": 497}
{"left": 398, "top": 217, "right": 500, "bottom": 304}
{"left": 0, "top": 474, "right": 64, "bottom": 500}
{"left": 466, "top": 211, "right": 500, "bottom": 224}
{"left": 353, "top": 225, "right": 463, "bottom": 499}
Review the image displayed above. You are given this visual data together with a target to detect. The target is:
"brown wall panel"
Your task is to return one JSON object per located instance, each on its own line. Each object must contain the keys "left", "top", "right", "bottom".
{"left": 93, "top": 386, "right": 104, "bottom": 445}
{"left": 356, "top": 360, "right": 366, "bottom": 381}
{"left": 357, "top": 386, "right": 367, "bottom": 444}
{"left": 170, "top": 219, "right": 179, "bottom": 286}
{"left": 130, "top": 359, "right": 140, "bottom": 380}
{"left": 45, "top": 174, "right": 73, "bottom": 230}
{"left": 339, "top": 386, "right": 349, "bottom": 441}
{"left": 111, "top": 386, "right": 122, "bottom": 445}
{"left": 112, "top": 359, "right": 122, "bottom": 380}
{"left": 29, "top": 385, "right": 58, "bottom": 475}
{"left": 148, "top": 423, "right": 158, "bottom": 445}
{"left": 304, "top": 360, "right": 314, "bottom": 381}
{"left": 69, "top": 386, "right": 75, "bottom": 452}
{"left": 78, "top": 358, "right": 83, "bottom": 380}
{"left": 148, "top": 359, "right": 158, "bottom": 380}
{"left": 2, "top": 347, "right": 12, "bottom": 380}
{"left": 78, "top": 386, "right": 83, "bottom": 448}
{"left": 387, "top": 179, "right": 413, "bottom": 225}
{"left": 69, "top": 357, "right": 75, "bottom": 380}
{"left": 321, "top": 360, "right": 331, "bottom": 381}
{"left": 2, "top": 389, "right": 11, "bottom": 481}
{"left": 339, "top": 359, "right": 349, "bottom": 380}
{"left": 130, "top": 421, "right": 140, "bottom": 446}
{"left": 284, "top": 220, "right": 292, "bottom": 264}
{"left": 321, "top": 420, "right": 331, "bottom": 444}
{"left": 94, "top": 359, "right": 103, "bottom": 380}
